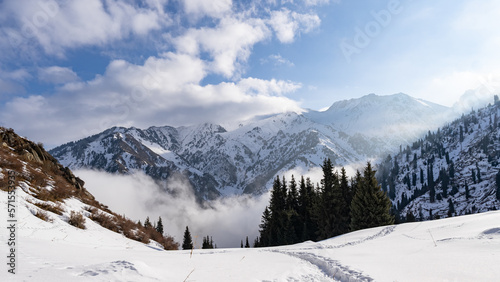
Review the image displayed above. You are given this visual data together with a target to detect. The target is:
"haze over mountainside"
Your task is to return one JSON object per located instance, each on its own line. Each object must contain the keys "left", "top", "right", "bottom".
{"left": 305, "top": 93, "right": 451, "bottom": 149}
{"left": 376, "top": 97, "right": 500, "bottom": 220}
{"left": 50, "top": 93, "right": 453, "bottom": 199}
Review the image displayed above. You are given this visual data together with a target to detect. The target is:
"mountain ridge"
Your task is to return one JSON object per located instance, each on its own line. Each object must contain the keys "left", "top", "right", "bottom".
{"left": 50, "top": 93, "right": 454, "bottom": 199}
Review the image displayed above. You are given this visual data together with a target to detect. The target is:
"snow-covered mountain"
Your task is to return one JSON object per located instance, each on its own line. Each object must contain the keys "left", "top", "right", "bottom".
{"left": 305, "top": 93, "right": 451, "bottom": 151}
{"left": 376, "top": 98, "right": 500, "bottom": 220}
{"left": 50, "top": 93, "right": 452, "bottom": 199}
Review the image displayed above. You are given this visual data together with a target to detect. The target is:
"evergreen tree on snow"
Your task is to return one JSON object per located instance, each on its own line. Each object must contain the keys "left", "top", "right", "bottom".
{"left": 496, "top": 171, "right": 500, "bottom": 200}
{"left": 350, "top": 162, "right": 394, "bottom": 232}
{"left": 182, "top": 226, "right": 193, "bottom": 250}
{"left": 156, "top": 216, "right": 164, "bottom": 235}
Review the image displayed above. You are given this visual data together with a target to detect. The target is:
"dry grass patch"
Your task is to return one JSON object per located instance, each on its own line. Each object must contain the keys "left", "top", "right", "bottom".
{"left": 33, "top": 202, "right": 64, "bottom": 215}
{"left": 34, "top": 210, "right": 52, "bottom": 222}
{"left": 68, "top": 211, "right": 86, "bottom": 229}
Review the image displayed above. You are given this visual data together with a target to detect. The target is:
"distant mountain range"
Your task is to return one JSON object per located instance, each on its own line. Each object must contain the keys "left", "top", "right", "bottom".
{"left": 49, "top": 93, "right": 455, "bottom": 199}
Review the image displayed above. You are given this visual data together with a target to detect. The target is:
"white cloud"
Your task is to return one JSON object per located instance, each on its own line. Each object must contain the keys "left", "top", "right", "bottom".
{"left": 261, "top": 54, "right": 294, "bottom": 67}
{"left": 0, "top": 0, "right": 168, "bottom": 56}
{"left": 38, "top": 66, "right": 79, "bottom": 84}
{"left": 304, "top": 0, "right": 336, "bottom": 5}
{"left": 0, "top": 68, "right": 31, "bottom": 96}
{"left": 174, "top": 17, "right": 270, "bottom": 78}
{"left": 76, "top": 169, "right": 269, "bottom": 248}
{"left": 183, "top": 0, "right": 232, "bottom": 19}
{"left": 0, "top": 53, "right": 302, "bottom": 147}
{"left": 269, "top": 9, "right": 320, "bottom": 43}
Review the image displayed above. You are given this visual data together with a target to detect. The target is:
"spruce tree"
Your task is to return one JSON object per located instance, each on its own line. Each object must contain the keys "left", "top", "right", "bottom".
{"left": 447, "top": 199, "right": 455, "bottom": 217}
{"left": 156, "top": 216, "right": 164, "bottom": 235}
{"left": 316, "top": 159, "right": 348, "bottom": 240}
{"left": 245, "top": 236, "right": 250, "bottom": 248}
{"left": 350, "top": 162, "right": 394, "bottom": 232}
{"left": 182, "top": 226, "right": 193, "bottom": 250}
{"left": 267, "top": 176, "right": 287, "bottom": 246}
{"left": 287, "top": 175, "right": 299, "bottom": 211}
{"left": 258, "top": 206, "right": 271, "bottom": 246}
{"left": 286, "top": 175, "right": 301, "bottom": 243}
{"left": 339, "top": 167, "right": 352, "bottom": 233}
{"left": 496, "top": 171, "right": 500, "bottom": 200}
{"left": 144, "top": 216, "right": 152, "bottom": 229}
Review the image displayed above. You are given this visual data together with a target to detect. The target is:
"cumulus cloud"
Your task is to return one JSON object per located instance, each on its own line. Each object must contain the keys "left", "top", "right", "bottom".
{"left": 269, "top": 9, "right": 320, "bottom": 43}
{"left": 183, "top": 0, "right": 232, "bottom": 19}
{"left": 174, "top": 17, "right": 270, "bottom": 78}
{"left": 38, "top": 66, "right": 79, "bottom": 84}
{"left": 0, "top": 0, "right": 168, "bottom": 57}
{"left": 0, "top": 1, "right": 329, "bottom": 147}
{"left": 0, "top": 52, "right": 303, "bottom": 147}
{"left": 76, "top": 169, "right": 270, "bottom": 248}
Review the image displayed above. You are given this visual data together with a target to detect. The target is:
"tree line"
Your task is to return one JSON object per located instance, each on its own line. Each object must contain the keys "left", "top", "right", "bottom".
{"left": 255, "top": 159, "right": 394, "bottom": 247}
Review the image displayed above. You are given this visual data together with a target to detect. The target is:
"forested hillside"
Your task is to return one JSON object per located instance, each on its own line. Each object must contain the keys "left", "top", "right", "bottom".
{"left": 376, "top": 96, "right": 500, "bottom": 221}
{"left": 257, "top": 160, "right": 393, "bottom": 247}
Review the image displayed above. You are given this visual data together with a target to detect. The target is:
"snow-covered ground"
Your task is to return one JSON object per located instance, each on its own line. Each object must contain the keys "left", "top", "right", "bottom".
{"left": 1, "top": 189, "right": 499, "bottom": 281}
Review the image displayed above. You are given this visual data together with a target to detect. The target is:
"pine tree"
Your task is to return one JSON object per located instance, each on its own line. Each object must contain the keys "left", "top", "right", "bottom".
{"left": 339, "top": 167, "right": 352, "bottom": 233}
{"left": 297, "top": 176, "right": 317, "bottom": 242}
{"left": 258, "top": 206, "right": 271, "bottom": 246}
{"left": 316, "top": 159, "right": 348, "bottom": 240}
{"left": 496, "top": 171, "right": 500, "bottom": 200}
{"left": 245, "top": 236, "right": 250, "bottom": 248}
{"left": 266, "top": 176, "right": 288, "bottom": 246}
{"left": 182, "top": 226, "right": 193, "bottom": 250}
{"left": 465, "top": 182, "right": 470, "bottom": 200}
{"left": 350, "top": 162, "right": 394, "bottom": 232}
{"left": 476, "top": 163, "right": 481, "bottom": 182}
{"left": 202, "top": 236, "right": 214, "bottom": 249}
{"left": 285, "top": 175, "right": 301, "bottom": 244}
{"left": 447, "top": 199, "right": 455, "bottom": 217}
{"left": 144, "top": 216, "right": 152, "bottom": 229}
{"left": 287, "top": 175, "right": 299, "bottom": 211}
{"left": 406, "top": 211, "right": 416, "bottom": 222}
{"left": 156, "top": 216, "right": 164, "bottom": 235}
{"left": 420, "top": 168, "right": 424, "bottom": 185}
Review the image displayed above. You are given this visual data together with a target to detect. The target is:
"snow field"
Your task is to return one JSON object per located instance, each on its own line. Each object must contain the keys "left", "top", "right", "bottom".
{"left": 2, "top": 186, "right": 499, "bottom": 281}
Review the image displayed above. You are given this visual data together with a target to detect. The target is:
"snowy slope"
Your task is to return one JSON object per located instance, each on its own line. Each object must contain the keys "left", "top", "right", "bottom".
{"left": 376, "top": 99, "right": 500, "bottom": 220}
{"left": 2, "top": 188, "right": 499, "bottom": 282}
{"left": 50, "top": 93, "right": 451, "bottom": 199}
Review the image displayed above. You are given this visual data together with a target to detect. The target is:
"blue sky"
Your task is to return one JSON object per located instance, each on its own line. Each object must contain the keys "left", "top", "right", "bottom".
{"left": 1, "top": 0, "right": 500, "bottom": 147}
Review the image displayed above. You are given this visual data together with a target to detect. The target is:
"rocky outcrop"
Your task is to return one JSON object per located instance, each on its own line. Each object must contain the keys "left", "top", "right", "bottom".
{"left": 0, "top": 127, "right": 85, "bottom": 191}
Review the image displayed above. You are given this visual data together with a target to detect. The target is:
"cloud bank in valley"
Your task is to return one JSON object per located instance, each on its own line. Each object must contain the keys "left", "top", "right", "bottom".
{"left": 76, "top": 169, "right": 269, "bottom": 248}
